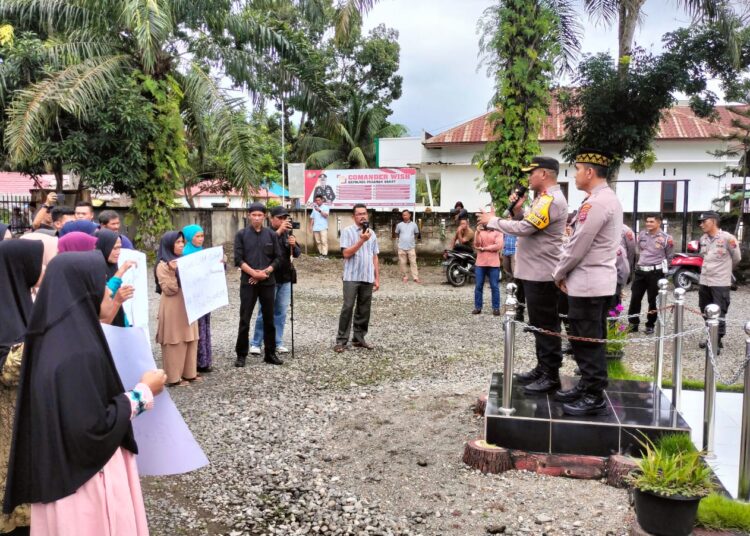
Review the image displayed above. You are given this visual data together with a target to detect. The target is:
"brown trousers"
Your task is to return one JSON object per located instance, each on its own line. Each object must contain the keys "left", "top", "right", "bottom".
{"left": 162, "top": 340, "right": 198, "bottom": 383}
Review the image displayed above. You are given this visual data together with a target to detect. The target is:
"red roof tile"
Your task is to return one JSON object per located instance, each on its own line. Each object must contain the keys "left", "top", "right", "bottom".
{"left": 424, "top": 102, "right": 742, "bottom": 147}
{"left": 0, "top": 172, "right": 57, "bottom": 195}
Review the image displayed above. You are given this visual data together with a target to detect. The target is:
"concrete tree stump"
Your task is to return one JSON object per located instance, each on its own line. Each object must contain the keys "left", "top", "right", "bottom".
{"left": 607, "top": 454, "right": 639, "bottom": 488}
{"left": 462, "top": 440, "right": 512, "bottom": 474}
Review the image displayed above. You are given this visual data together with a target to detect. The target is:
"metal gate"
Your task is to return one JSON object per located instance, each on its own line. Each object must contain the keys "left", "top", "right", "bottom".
{"left": 0, "top": 194, "right": 33, "bottom": 235}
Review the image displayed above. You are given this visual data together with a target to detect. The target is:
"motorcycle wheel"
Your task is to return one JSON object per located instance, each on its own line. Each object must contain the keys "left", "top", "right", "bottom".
{"left": 673, "top": 268, "right": 694, "bottom": 292}
{"left": 446, "top": 260, "right": 467, "bottom": 287}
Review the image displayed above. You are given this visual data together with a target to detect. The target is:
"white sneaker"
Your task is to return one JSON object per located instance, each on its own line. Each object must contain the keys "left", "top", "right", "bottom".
{"left": 249, "top": 345, "right": 261, "bottom": 355}
{"left": 277, "top": 346, "right": 289, "bottom": 353}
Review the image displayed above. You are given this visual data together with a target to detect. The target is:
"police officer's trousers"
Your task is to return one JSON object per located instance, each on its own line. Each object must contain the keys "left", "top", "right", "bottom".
{"left": 568, "top": 295, "right": 609, "bottom": 394}
{"left": 521, "top": 280, "right": 562, "bottom": 374}
{"left": 628, "top": 269, "right": 664, "bottom": 329}
{"left": 698, "top": 285, "right": 730, "bottom": 340}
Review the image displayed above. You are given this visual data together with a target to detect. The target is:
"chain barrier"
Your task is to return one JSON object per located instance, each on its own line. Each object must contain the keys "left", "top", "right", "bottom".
{"left": 704, "top": 327, "right": 750, "bottom": 386}
{"left": 558, "top": 306, "right": 673, "bottom": 322}
{"left": 510, "top": 319, "right": 705, "bottom": 346}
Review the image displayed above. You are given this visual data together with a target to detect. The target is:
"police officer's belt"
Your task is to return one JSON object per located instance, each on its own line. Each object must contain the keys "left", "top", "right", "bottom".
{"left": 636, "top": 264, "right": 663, "bottom": 272}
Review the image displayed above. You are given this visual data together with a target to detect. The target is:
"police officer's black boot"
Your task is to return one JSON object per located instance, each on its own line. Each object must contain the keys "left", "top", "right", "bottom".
{"left": 562, "top": 392, "right": 608, "bottom": 416}
{"left": 515, "top": 366, "right": 544, "bottom": 385}
{"left": 554, "top": 382, "right": 585, "bottom": 402}
{"left": 523, "top": 368, "right": 561, "bottom": 395}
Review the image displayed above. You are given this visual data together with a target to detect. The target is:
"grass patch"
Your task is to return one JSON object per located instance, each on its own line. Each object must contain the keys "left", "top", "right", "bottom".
{"left": 606, "top": 360, "right": 743, "bottom": 392}
{"left": 655, "top": 432, "right": 697, "bottom": 456}
{"left": 697, "top": 493, "right": 750, "bottom": 531}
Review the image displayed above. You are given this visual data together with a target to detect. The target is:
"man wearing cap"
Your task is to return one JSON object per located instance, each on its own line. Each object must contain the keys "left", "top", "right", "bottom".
{"left": 552, "top": 149, "right": 623, "bottom": 416}
{"left": 234, "top": 202, "right": 283, "bottom": 367}
{"left": 478, "top": 156, "right": 568, "bottom": 394}
{"left": 250, "top": 206, "right": 301, "bottom": 356}
{"left": 696, "top": 211, "right": 741, "bottom": 352}
{"left": 627, "top": 215, "right": 674, "bottom": 334}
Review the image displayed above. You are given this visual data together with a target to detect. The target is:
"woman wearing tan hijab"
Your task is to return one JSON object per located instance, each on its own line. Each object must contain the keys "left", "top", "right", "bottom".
{"left": 155, "top": 231, "right": 200, "bottom": 387}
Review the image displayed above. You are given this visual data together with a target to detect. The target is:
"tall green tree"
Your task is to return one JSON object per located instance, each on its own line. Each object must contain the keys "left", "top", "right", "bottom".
{"left": 299, "top": 96, "right": 406, "bottom": 169}
{"left": 474, "top": 0, "right": 580, "bottom": 211}
{"left": 710, "top": 105, "right": 750, "bottom": 233}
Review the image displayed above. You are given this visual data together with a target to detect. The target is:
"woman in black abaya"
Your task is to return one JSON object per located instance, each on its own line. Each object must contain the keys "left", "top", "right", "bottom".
{"left": 96, "top": 229, "right": 136, "bottom": 327}
{"left": 0, "top": 240, "right": 44, "bottom": 535}
{"left": 2, "top": 252, "right": 167, "bottom": 536}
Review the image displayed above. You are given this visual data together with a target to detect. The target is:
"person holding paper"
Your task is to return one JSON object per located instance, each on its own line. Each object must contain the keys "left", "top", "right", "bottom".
{"left": 234, "top": 203, "right": 282, "bottom": 367}
{"left": 182, "top": 224, "right": 215, "bottom": 373}
{"left": 0, "top": 240, "right": 44, "bottom": 535}
{"left": 155, "top": 231, "right": 201, "bottom": 386}
{"left": 96, "top": 229, "right": 136, "bottom": 328}
{"left": 3, "top": 251, "right": 167, "bottom": 536}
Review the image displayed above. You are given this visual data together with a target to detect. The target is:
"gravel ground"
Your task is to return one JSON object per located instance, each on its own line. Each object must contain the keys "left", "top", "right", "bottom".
{"left": 141, "top": 254, "right": 750, "bottom": 535}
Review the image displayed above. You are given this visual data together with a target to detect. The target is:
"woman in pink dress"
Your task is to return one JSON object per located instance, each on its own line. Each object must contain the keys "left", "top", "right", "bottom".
{"left": 2, "top": 251, "right": 167, "bottom": 536}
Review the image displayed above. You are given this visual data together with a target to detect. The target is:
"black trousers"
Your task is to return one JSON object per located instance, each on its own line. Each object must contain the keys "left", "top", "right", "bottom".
{"left": 336, "top": 281, "right": 374, "bottom": 345}
{"left": 628, "top": 269, "right": 664, "bottom": 328}
{"left": 698, "top": 285, "right": 730, "bottom": 339}
{"left": 236, "top": 283, "right": 276, "bottom": 358}
{"left": 568, "top": 296, "right": 609, "bottom": 394}
{"left": 521, "top": 279, "right": 562, "bottom": 374}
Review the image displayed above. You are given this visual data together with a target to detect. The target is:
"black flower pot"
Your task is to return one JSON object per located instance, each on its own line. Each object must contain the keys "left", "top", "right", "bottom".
{"left": 634, "top": 488, "right": 701, "bottom": 536}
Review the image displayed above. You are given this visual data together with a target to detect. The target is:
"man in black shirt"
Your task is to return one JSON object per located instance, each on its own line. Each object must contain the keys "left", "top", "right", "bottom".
{"left": 234, "top": 203, "right": 283, "bottom": 366}
{"left": 249, "top": 206, "right": 301, "bottom": 354}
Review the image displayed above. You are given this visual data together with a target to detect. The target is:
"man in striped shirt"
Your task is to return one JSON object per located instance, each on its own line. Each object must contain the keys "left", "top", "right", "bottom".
{"left": 334, "top": 204, "right": 380, "bottom": 352}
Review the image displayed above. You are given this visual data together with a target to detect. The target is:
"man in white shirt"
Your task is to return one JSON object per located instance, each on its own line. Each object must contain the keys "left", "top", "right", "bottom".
{"left": 395, "top": 209, "right": 420, "bottom": 283}
{"left": 309, "top": 195, "right": 330, "bottom": 257}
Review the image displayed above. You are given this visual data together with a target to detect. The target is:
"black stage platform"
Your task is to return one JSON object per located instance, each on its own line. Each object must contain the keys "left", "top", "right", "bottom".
{"left": 485, "top": 373, "right": 691, "bottom": 457}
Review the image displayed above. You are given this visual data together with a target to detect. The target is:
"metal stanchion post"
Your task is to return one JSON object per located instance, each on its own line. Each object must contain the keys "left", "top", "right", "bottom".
{"left": 738, "top": 321, "right": 750, "bottom": 501}
{"left": 654, "top": 279, "right": 669, "bottom": 390}
{"left": 500, "top": 283, "right": 518, "bottom": 416}
{"left": 703, "top": 304, "right": 720, "bottom": 457}
{"left": 671, "top": 288, "right": 686, "bottom": 413}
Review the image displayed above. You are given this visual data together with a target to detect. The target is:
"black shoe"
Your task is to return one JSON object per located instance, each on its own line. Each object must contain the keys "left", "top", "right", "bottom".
{"left": 197, "top": 366, "right": 213, "bottom": 373}
{"left": 629, "top": 325, "right": 638, "bottom": 333}
{"left": 493, "top": 309, "right": 501, "bottom": 316}
{"left": 523, "top": 375, "right": 561, "bottom": 395}
{"left": 234, "top": 356, "right": 246, "bottom": 368}
{"left": 516, "top": 366, "right": 544, "bottom": 385}
{"left": 644, "top": 326, "right": 654, "bottom": 335}
{"left": 264, "top": 354, "right": 284, "bottom": 365}
{"left": 471, "top": 308, "right": 482, "bottom": 315}
{"left": 562, "top": 393, "right": 608, "bottom": 416}
{"left": 554, "top": 383, "right": 585, "bottom": 402}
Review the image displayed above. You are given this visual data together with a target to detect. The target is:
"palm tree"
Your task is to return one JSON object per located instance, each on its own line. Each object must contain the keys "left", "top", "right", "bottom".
{"left": 299, "top": 97, "right": 406, "bottom": 169}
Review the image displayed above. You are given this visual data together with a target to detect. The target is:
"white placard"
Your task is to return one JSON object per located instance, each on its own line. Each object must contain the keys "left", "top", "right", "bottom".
{"left": 103, "top": 324, "right": 209, "bottom": 476}
{"left": 117, "top": 248, "right": 149, "bottom": 337}
{"left": 176, "top": 246, "right": 229, "bottom": 324}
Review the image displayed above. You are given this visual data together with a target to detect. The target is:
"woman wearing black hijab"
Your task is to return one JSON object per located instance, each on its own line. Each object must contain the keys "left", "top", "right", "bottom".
{"left": 96, "top": 229, "right": 136, "bottom": 327}
{"left": 2, "top": 252, "right": 167, "bottom": 536}
{"left": 0, "top": 240, "right": 43, "bottom": 535}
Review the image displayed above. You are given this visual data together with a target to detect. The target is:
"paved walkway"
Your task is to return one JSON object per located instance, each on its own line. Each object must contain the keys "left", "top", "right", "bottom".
{"left": 666, "top": 389, "right": 744, "bottom": 498}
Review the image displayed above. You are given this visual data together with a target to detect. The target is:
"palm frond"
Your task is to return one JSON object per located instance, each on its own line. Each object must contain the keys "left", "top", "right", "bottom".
{"left": 306, "top": 148, "right": 342, "bottom": 169}
{"left": 4, "top": 54, "right": 128, "bottom": 162}
{"left": 347, "top": 145, "right": 368, "bottom": 168}
{"left": 582, "top": 0, "right": 619, "bottom": 25}
{"left": 42, "top": 32, "right": 120, "bottom": 67}
{"left": 545, "top": 0, "right": 582, "bottom": 74}
{"left": 182, "top": 64, "right": 260, "bottom": 194}
{"left": 121, "top": 0, "right": 174, "bottom": 74}
{"left": 0, "top": 0, "right": 109, "bottom": 34}
{"left": 333, "top": 0, "right": 378, "bottom": 44}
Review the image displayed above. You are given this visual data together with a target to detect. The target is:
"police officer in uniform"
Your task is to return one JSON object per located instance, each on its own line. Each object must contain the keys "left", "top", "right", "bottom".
{"left": 479, "top": 156, "right": 568, "bottom": 394}
{"left": 696, "top": 211, "right": 741, "bottom": 352}
{"left": 621, "top": 224, "right": 636, "bottom": 279}
{"left": 552, "top": 149, "right": 623, "bottom": 416}
{"left": 627, "top": 215, "right": 674, "bottom": 334}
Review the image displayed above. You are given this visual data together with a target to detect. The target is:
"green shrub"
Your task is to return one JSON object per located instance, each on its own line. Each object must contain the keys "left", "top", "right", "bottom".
{"left": 628, "top": 438, "right": 714, "bottom": 498}
{"left": 697, "top": 493, "right": 750, "bottom": 531}
{"left": 655, "top": 433, "right": 697, "bottom": 457}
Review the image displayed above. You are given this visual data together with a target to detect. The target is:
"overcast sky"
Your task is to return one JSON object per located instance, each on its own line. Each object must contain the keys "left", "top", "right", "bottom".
{"left": 361, "top": 0, "right": 705, "bottom": 136}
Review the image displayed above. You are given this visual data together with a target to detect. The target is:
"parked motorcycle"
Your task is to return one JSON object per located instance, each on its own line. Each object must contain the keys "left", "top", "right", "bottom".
{"left": 442, "top": 246, "right": 476, "bottom": 287}
{"left": 668, "top": 240, "right": 737, "bottom": 291}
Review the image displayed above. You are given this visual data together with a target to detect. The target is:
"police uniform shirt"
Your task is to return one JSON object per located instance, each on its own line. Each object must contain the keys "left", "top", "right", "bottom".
{"left": 621, "top": 224, "right": 636, "bottom": 269}
{"left": 553, "top": 183, "right": 623, "bottom": 297}
{"left": 487, "top": 184, "right": 568, "bottom": 282}
{"left": 636, "top": 229, "right": 674, "bottom": 267}
{"left": 699, "top": 230, "right": 741, "bottom": 287}
{"left": 616, "top": 244, "right": 630, "bottom": 286}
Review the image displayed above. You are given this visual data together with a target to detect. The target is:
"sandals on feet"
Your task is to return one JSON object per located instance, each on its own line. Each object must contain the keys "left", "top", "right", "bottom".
{"left": 167, "top": 380, "right": 191, "bottom": 387}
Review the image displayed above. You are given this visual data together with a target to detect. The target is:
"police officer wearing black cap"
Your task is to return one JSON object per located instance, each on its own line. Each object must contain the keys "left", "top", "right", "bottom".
{"left": 697, "top": 211, "right": 741, "bottom": 352}
{"left": 479, "top": 156, "right": 568, "bottom": 394}
{"left": 234, "top": 202, "right": 283, "bottom": 367}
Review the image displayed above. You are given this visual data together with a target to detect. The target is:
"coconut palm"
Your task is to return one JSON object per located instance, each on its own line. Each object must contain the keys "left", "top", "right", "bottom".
{"left": 300, "top": 97, "right": 406, "bottom": 169}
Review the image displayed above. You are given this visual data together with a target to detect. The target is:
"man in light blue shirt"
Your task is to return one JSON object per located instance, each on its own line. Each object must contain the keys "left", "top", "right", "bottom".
{"left": 334, "top": 203, "right": 379, "bottom": 352}
{"left": 395, "top": 209, "right": 420, "bottom": 283}
{"left": 309, "top": 194, "right": 330, "bottom": 257}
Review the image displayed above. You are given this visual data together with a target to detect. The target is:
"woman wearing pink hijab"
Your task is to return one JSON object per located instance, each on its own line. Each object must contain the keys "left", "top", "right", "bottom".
{"left": 57, "top": 232, "right": 97, "bottom": 253}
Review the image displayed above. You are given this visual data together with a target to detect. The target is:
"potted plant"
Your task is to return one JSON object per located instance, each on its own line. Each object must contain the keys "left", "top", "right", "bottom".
{"left": 605, "top": 304, "right": 627, "bottom": 360}
{"left": 628, "top": 439, "right": 715, "bottom": 536}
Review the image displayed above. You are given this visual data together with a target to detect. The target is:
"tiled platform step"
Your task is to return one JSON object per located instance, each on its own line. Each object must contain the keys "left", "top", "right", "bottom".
{"left": 485, "top": 373, "right": 691, "bottom": 457}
